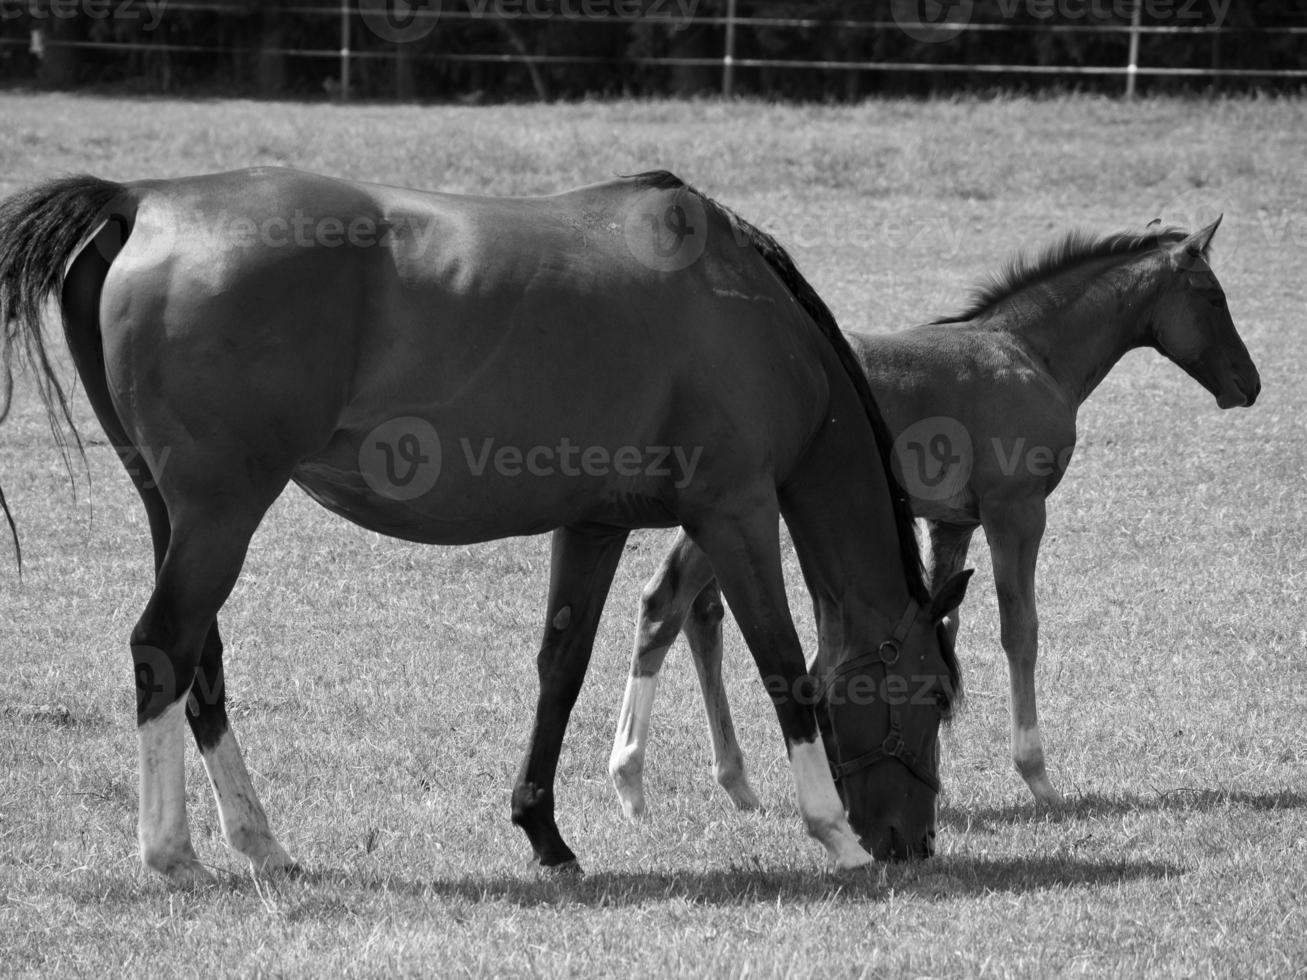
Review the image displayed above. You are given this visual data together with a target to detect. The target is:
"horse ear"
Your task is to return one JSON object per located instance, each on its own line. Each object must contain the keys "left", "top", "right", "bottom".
{"left": 1183, "top": 214, "right": 1222, "bottom": 257}
{"left": 930, "top": 569, "right": 974, "bottom": 621}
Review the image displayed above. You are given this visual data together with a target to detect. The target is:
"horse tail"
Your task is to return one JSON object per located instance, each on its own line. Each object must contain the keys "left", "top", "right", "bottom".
{"left": 0, "top": 174, "right": 129, "bottom": 567}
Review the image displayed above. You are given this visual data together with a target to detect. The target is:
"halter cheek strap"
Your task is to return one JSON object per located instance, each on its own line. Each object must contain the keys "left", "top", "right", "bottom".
{"left": 817, "top": 598, "right": 943, "bottom": 793}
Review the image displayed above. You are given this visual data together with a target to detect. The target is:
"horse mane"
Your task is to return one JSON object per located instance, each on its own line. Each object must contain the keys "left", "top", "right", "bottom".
{"left": 622, "top": 171, "right": 932, "bottom": 615}
{"left": 933, "top": 225, "right": 1192, "bottom": 324}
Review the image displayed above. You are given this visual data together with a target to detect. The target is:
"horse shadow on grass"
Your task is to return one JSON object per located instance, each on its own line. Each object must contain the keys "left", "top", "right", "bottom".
{"left": 939, "top": 787, "right": 1307, "bottom": 832}
{"left": 283, "top": 851, "right": 1180, "bottom": 908}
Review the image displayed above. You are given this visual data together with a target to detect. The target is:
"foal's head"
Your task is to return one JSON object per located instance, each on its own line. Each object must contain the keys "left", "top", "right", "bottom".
{"left": 1148, "top": 217, "right": 1260, "bottom": 409}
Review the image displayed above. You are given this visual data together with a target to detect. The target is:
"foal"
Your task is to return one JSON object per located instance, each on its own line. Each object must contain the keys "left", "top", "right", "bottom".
{"left": 609, "top": 218, "right": 1259, "bottom": 812}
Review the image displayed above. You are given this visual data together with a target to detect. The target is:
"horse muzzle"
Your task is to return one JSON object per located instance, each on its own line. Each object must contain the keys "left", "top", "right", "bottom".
{"left": 861, "top": 823, "right": 936, "bottom": 862}
{"left": 1215, "top": 359, "right": 1261, "bottom": 408}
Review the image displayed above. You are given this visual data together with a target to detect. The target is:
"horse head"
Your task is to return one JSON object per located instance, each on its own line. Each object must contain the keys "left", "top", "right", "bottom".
{"left": 1151, "top": 217, "right": 1261, "bottom": 409}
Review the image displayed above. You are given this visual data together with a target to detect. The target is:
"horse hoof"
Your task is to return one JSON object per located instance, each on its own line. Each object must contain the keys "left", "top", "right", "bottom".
{"left": 250, "top": 853, "right": 300, "bottom": 877}
{"left": 160, "top": 860, "right": 218, "bottom": 889}
{"left": 540, "top": 859, "right": 584, "bottom": 879}
{"left": 832, "top": 847, "right": 876, "bottom": 872}
{"left": 618, "top": 795, "right": 647, "bottom": 821}
{"left": 1030, "top": 781, "right": 1067, "bottom": 808}
{"left": 725, "top": 782, "right": 763, "bottom": 812}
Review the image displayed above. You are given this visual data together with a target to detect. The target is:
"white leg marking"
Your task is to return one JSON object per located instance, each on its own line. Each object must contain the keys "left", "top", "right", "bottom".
{"left": 200, "top": 728, "right": 294, "bottom": 872}
{"left": 609, "top": 674, "right": 659, "bottom": 819}
{"left": 139, "top": 698, "right": 213, "bottom": 886}
{"left": 1013, "top": 723, "right": 1065, "bottom": 807}
{"left": 788, "top": 736, "right": 873, "bottom": 870}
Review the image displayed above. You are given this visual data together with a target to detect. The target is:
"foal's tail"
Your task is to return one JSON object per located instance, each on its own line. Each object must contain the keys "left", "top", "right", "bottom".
{"left": 0, "top": 174, "right": 128, "bottom": 566}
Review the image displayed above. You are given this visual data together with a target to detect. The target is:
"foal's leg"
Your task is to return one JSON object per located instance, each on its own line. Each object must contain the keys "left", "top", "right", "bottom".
{"left": 609, "top": 531, "right": 715, "bottom": 818}
{"left": 131, "top": 475, "right": 292, "bottom": 875}
{"left": 684, "top": 581, "right": 762, "bottom": 812}
{"left": 133, "top": 502, "right": 274, "bottom": 886}
{"left": 512, "top": 525, "right": 629, "bottom": 873}
{"left": 924, "top": 520, "right": 976, "bottom": 647}
{"left": 981, "top": 497, "right": 1065, "bottom": 807}
{"left": 691, "top": 500, "right": 870, "bottom": 870}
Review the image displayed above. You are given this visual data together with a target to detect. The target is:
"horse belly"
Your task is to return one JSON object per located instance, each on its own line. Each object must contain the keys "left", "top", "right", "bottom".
{"left": 292, "top": 423, "right": 686, "bottom": 544}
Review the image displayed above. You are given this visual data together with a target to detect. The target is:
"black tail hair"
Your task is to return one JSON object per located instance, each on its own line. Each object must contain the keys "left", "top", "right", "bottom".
{"left": 0, "top": 174, "right": 126, "bottom": 567}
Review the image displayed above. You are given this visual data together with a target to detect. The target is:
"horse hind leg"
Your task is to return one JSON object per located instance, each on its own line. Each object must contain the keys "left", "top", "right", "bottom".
{"left": 122, "top": 447, "right": 292, "bottom": 880}
{"left": 925, "top": 520, "right": 976, "bottom": 647}
{"left": 190, "top": 624, "right": 294, "bottom": 873}
{"left": 684, "top": 581, "right": 761, "bottom": 812}
{"left": 133, "top": 499, "right": 282, "bottom": 886}
{"left": 59, "top": 239, "right": 291, "bottom": 881}
{"left": 609, "top": 530, "right": 715, "bottom": 818}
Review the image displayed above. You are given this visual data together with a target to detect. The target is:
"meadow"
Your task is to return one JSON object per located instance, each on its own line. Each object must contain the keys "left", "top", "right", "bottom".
{"left": 0, "top": 92, "right": 1304, "bottom": 978}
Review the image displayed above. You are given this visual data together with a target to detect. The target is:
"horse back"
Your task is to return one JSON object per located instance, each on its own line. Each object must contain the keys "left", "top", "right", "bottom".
{"left": 848, "top": 325, "right": 1077, "bottom": 518}
{"left": 92, "top": 168, "right": 834, "bottom": 538}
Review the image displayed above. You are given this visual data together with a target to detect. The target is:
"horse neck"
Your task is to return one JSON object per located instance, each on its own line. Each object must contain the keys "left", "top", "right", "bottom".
{"left": 993, "top": 252, "right": 1165, "bottom": 407}
{"left": 779, "top": 379, "right": 922, "bottom": 655}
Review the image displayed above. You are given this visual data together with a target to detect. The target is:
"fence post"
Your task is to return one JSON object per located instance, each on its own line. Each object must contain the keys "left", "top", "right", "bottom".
{"left": 1124, "top": 1, "right": 1141, "bottom": 98}
{"left": 722, "top": 0, "right": 737, "bottom": 97}
{"left": 340, "top": 0, "right": 351, "bottom": 99}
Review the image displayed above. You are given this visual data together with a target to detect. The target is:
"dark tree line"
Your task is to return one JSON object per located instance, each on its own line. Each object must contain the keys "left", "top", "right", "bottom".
{"left": 1, "top": 1, "right": 1304, "bottom": 98}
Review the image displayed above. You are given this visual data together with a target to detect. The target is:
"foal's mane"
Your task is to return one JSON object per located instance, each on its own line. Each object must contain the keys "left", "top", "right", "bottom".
{"left": 623, "top": 171, "right": 932, "bottom": 614}
{"left": 934, "top": 225, "right": 1191, "bottom": 324}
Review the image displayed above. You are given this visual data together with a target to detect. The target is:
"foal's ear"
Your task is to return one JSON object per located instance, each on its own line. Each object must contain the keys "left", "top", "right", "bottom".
{"left": 930, "top": 569, "right": 974, "bottom": 621}
{"left": 1179, "top": 214, "right": 1223, "bottom": 258}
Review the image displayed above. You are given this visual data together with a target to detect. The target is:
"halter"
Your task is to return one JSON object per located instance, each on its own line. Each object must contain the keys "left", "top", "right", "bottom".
{"left": 815, "top": 598, "right": 942, "bottom": 793}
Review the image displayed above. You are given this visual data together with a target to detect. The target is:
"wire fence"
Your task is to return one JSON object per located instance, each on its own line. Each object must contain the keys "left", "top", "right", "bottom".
{"left": 1, "top": 1, "right": 1303, "bottom": 98}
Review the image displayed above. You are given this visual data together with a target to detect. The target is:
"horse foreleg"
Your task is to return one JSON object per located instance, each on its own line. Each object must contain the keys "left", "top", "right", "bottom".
{"left": 981, "top": 497, "right": 1065, "bottom": 807}
{"left": 690, "top": 500, "right": 870, "bottom": 870}
{"left": 684, "top": 581, "right": 761, "bottom": 811}
{"left": 513, "top": 525, "right": 629, "bottom": 873}
{"left": 609, "top": 530, "right": 715, "bottom": 818}
{"left": 189, "top": 624, "right": 295, "bottom": 874}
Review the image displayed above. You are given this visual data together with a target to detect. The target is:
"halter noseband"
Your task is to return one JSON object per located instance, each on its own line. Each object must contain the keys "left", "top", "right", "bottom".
{"left": 816, "top": 598, "right": 942, "bottom": 793}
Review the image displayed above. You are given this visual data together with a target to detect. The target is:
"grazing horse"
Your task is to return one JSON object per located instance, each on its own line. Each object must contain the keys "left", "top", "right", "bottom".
{"left": 609, "top": 219, "right": 1259, "bottom": 814}
{"left": 0, "top": 167, "right": 966, "bottom": 886}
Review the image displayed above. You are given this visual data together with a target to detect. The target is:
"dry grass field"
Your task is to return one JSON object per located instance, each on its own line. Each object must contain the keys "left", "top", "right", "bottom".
{"left": 0, "top": 93, "right": 1305, "bottom": 977}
